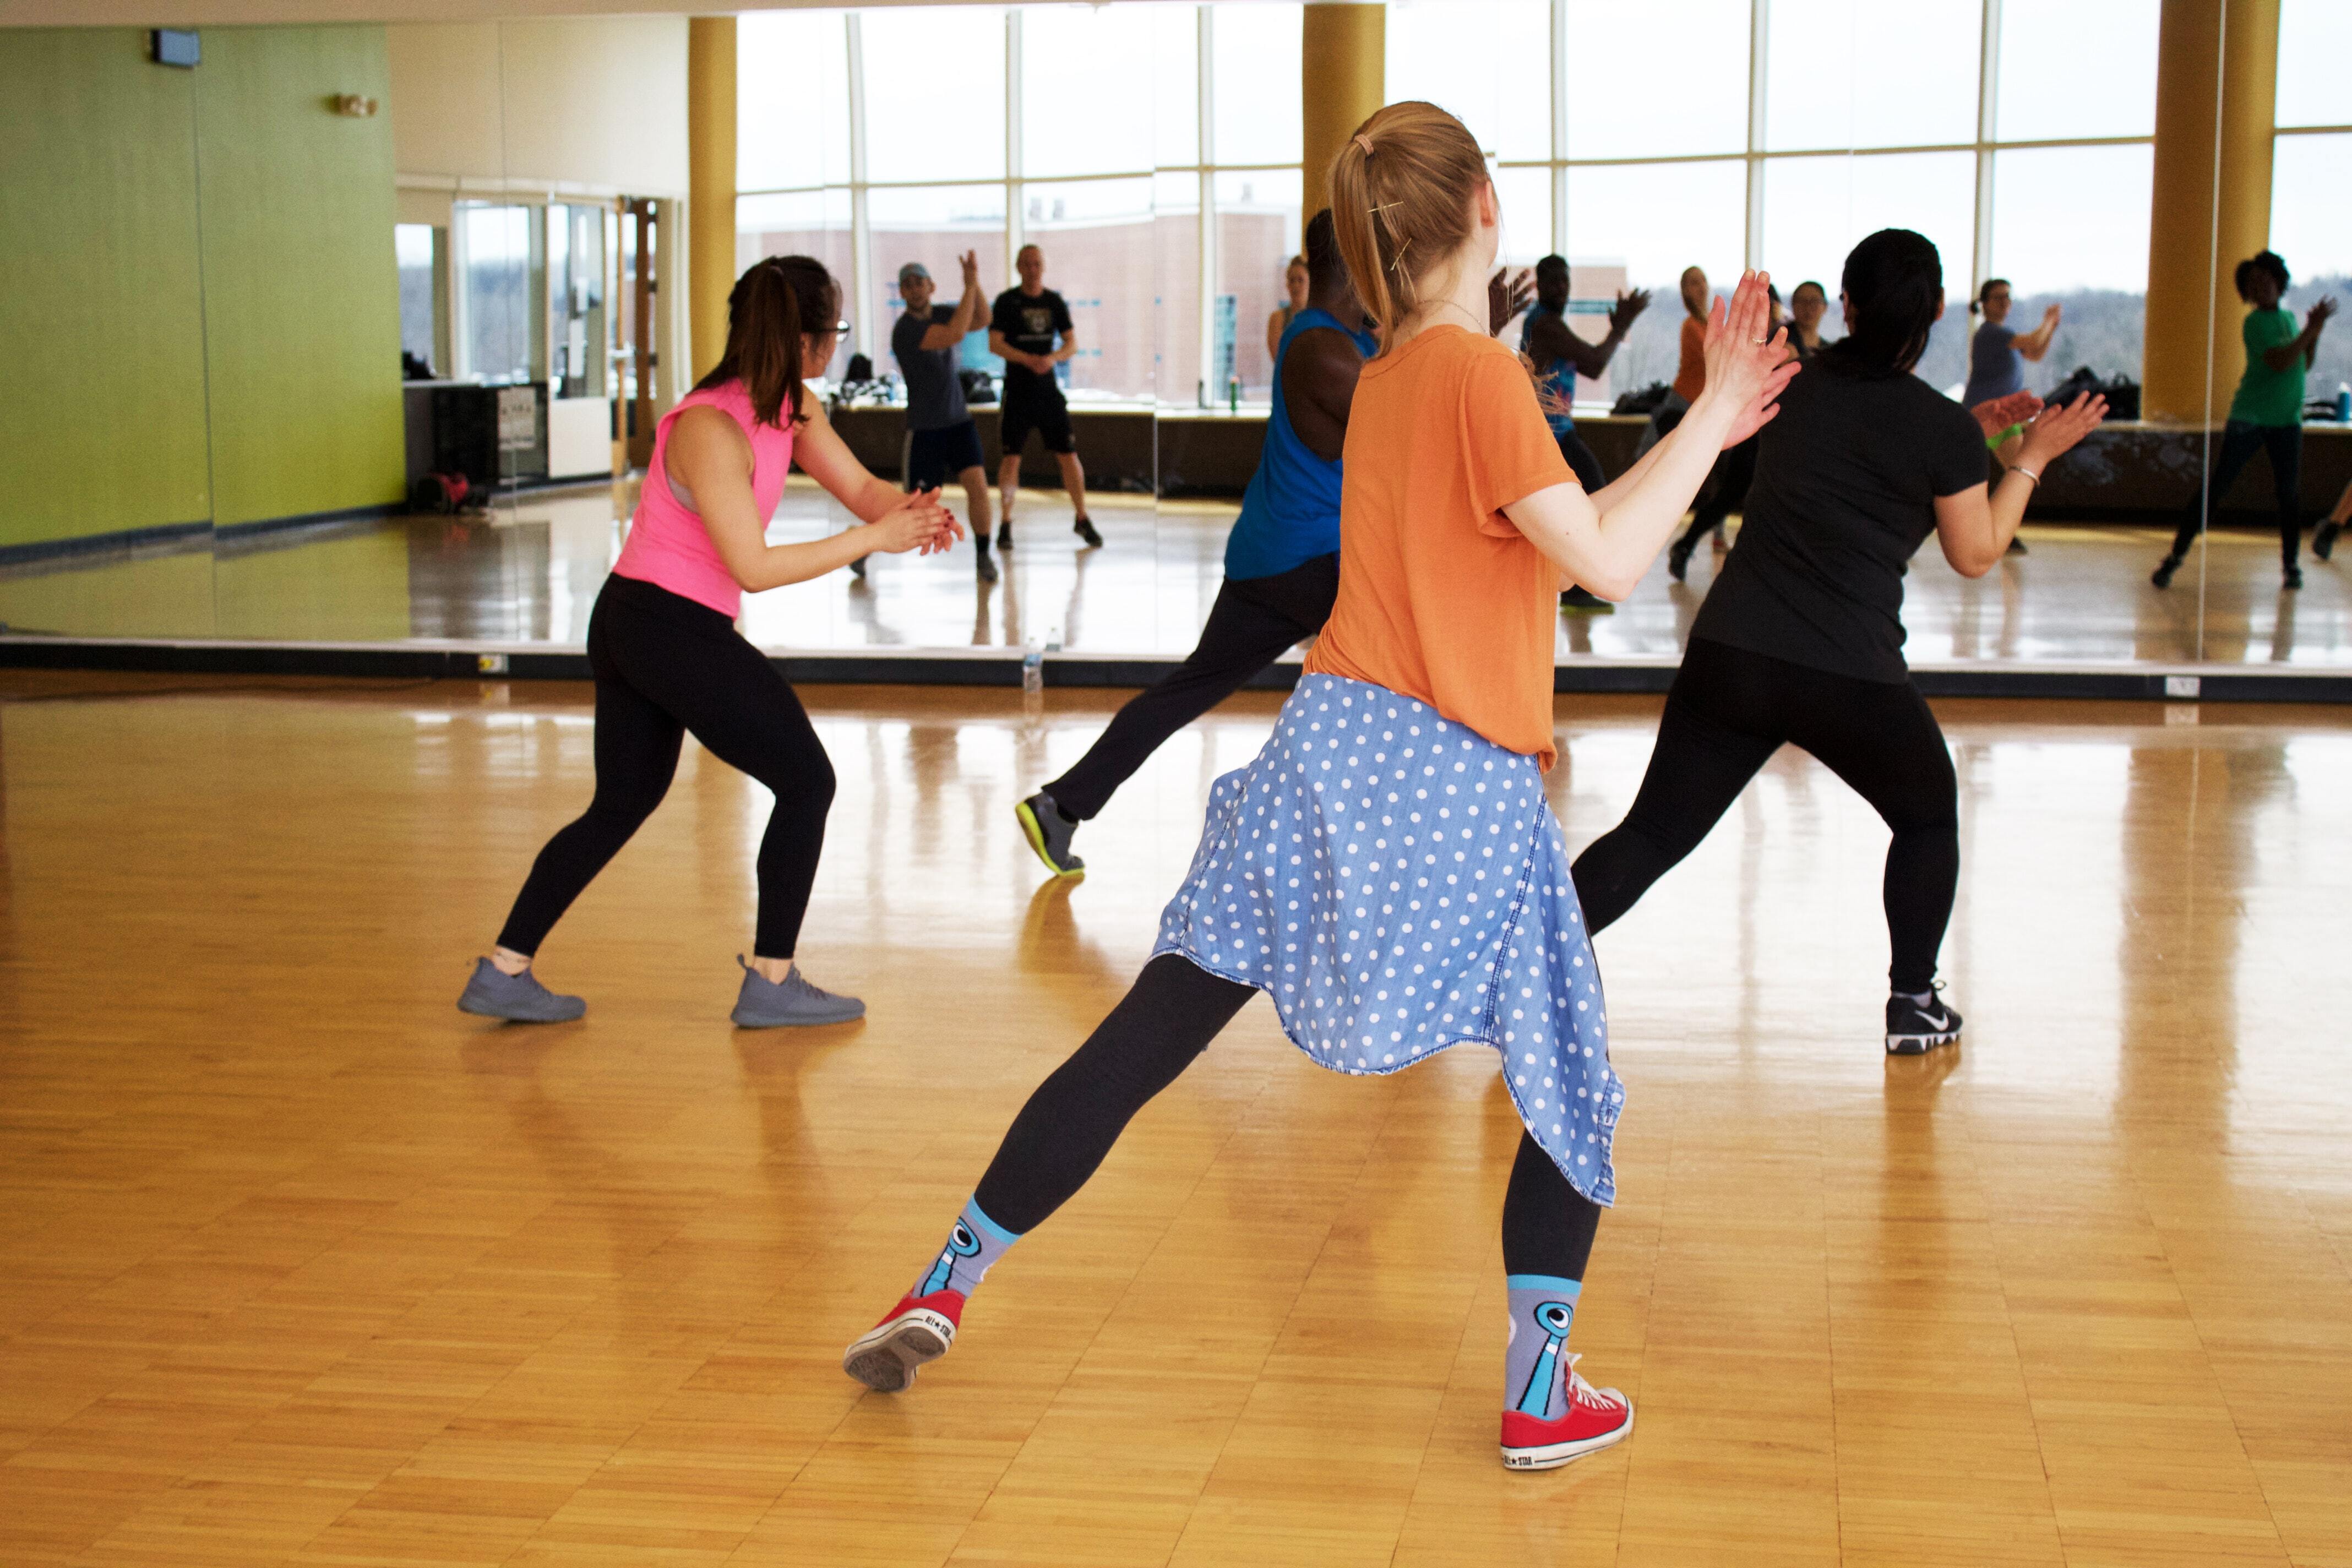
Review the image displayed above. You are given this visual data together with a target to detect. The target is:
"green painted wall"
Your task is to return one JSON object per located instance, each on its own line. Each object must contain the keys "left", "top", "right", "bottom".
{"left": 0, "top": 25, "right": 405, "bottom": 551}
{"left": 0, "top": 30, "right": 213, "bottom": 549}
{"left": 196, "top": 26, "right": 404, "bottom": 530}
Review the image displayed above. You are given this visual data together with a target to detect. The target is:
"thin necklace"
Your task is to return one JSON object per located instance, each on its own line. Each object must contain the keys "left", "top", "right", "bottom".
{"left": 1423, "top": 298, "right": 1484, "bottom": 333}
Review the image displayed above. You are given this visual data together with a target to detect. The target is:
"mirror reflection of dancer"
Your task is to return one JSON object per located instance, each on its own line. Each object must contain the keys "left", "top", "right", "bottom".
{"left": 459, "top": 258, "right": 959, "bottom": 1028}
{"left": 1524, "top": 255, "right": 1648, "bottom": 612}
{"left": 893, "top": 253, "right": 998, "bottom": 583}
{"left": 1666, "top": 284, "right": 1786, "bottom": 582}
{"left": 1522, "top": 255, "right": 1649, "bottom": 492}
{"left": 1015, "top": 211, "right": 1373, "bottom": 876}
{"left": 1633, "top": 265, "right": 1712, "bottom": 459}
{"left": 1267, "top": 251, "right": 1309, "bottom": 363}
{"left": 844, "top": 101, "right": 1794, "bottom": 1475}
{"left": 1965, "top": 279, "right": 2060, "bottom": 556}
{"left": 1569, "top": 230, "right": 2106, "bottom": 1057}
{"left": 990, "top": 244, "right": 1099, "bottom": 550}
{"left": 2152, "top": 250, "right": 2335, "bottom": 592}
{"left": 1788, "top": 280, "right": 1831, "bottom": 360}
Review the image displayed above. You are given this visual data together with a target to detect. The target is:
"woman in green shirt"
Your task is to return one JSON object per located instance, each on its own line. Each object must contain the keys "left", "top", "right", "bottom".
{"left": 2154, "top": 250, "right": 2336, "bottom": 590}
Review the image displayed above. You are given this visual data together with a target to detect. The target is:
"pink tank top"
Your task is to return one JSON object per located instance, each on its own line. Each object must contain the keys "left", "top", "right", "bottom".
{"left": 612, "top": 379, "right": 797, "bottom": 618}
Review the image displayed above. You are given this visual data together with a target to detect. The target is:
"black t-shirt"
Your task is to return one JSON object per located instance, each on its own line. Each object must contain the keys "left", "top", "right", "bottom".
{"left": 891, "top": 305, "right": 967, "bottom": 432}
{"left": 1691, "top": 361, "right": 1988, "bottom": 683}
{"left": 990, "top": 287, "right": 1072, "bottom": 404}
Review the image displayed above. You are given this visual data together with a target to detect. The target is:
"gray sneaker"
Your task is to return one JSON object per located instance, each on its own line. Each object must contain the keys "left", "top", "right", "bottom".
{"left": 457, "top": 957, "right": 586, "bottom": 1022}
{"left": 731, "top": 956, "right": 866, "bottom": 1027}
{"left": 1015, "top": 790, "right": 1085, "bottom": 877}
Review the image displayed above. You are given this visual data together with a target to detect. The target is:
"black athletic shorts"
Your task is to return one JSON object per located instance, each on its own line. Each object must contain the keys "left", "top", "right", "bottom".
{"left": 908, "top": 420, "right": 986, "bottom": 489}
{"left": 999, "top": 390, "right": 1077, "bottom": 457}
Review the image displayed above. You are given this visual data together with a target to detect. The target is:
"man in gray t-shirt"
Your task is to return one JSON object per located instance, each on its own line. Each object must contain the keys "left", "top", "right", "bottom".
{"left": 890, "top": 252, "right": 997, "bottom": 581}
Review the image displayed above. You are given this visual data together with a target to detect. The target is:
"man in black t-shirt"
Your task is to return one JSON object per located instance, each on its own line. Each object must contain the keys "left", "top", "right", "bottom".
{"left": 989, "top": 244, "right": 1099, "bottom": 549}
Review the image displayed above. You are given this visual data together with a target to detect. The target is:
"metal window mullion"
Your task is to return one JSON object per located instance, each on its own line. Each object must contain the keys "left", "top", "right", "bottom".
{"left": 1972, "top": 0, "right": 2002, "bottom": 298}
{"left": 846, "top": 13, "right": 874, "bottom": 360}
{"left": 1745, "top": 0, "right": 1768, "bottom": 269}
{"left": 1197, "top": 3, "right": 1216, "bottom": 408}
{"left": 1006, "top": 8, "right": 1024, "bottom": 278}
{"left": 1550, "top": 0, "right": 1568, "bottom": 255}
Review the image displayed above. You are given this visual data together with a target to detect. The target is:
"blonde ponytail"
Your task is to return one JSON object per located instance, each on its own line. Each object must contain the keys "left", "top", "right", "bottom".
{"left": 1327, "top": 102, "right": 1491, "bottom": 352}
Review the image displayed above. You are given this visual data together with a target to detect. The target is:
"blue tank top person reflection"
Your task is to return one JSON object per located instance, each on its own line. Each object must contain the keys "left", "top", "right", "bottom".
{"left": 1223, "top": 307, "right": 1381, "bottom": 581}
{"left": 1523, "top": 300, "right": 1577, "bottom": 437}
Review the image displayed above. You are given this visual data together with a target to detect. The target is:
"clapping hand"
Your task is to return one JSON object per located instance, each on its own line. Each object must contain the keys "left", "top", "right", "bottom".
{"left": 1488, "top": 267, "right": 1534, "bottom": 335}
{"left": 2019, "top": 391, "right": 2107, "bottom": 470}
{"left": 871, "top": 487, "right": 963, "bottom": 557}
{"left": 959, "top": 249, "right": 981, "bottom": 290}
{"left": 1703, "top": 270, "right": 1798, "bottom": 448}
{"left": 1971, "top": 390, "right": 2044, "bottom": 440}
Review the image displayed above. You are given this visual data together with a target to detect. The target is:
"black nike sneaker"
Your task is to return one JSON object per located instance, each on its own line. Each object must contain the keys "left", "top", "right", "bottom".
{"left": 1885, "top": 988, "right": 1962, "bottom": 1055}
{"left": 976, "top": 545, "right": 999, "bottom": 584}
{"left": 2316, "top": 520, "right": 2340, "bottom": 562}
{"left": 997, "top": 520, "right": 1015, "bottom": 552}
{"left": 2151, "top": 553, "right": 2182, "bottom": 589}
{"left": 1559, "top": 585, "right": 1614, "bottom": 613}
{"left": 1015, "top": 790, "right": 1085, "bottom": 877}
{"left": 1074, "top": 516, "right": 1104, "bottom": 549}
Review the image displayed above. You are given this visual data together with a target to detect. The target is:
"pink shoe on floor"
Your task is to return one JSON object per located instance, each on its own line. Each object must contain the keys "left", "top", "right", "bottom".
{"left": 842, "top": 1290, "right": 963, "bottom": 1392}
{"left": 1499, "top": 1354, "right": 1634, "bottom": 1470}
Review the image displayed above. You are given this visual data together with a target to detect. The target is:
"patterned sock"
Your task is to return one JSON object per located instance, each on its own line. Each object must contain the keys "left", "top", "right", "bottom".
{"left": 1504, "top": 1275, "right": 1583, "bottom": 1420}
{"left": 911, "top": 1196, "right": 1023, "bottom": 1300}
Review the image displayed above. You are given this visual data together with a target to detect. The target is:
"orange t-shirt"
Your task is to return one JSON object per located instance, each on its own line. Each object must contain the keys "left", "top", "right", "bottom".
{"left": 1671, "top": 314, "right": 1706, "bottom": 401}
{"left": 1305, "top": 326, "right": 1575, "bottom": 770}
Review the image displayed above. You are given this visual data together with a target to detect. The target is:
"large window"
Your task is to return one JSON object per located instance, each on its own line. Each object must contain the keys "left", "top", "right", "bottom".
{"left": 735, "top": 3, "right": 1303, "bottom": 406}
{"left": 2273, "top": 0, "right": 2352, "bottom": 399}
{"left": 732, "top": 0, "right": 2328, "bottom": 409}
{"left": 1391, "top": 0, "right": 2164, "bottom": 398}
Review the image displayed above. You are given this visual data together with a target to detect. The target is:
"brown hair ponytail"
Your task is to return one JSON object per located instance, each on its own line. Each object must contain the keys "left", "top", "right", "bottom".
{"left": 697, "top": 255, "right": 838, "bottom": 428}
{"left": 1327, "top": 101, "right": 1490, "bottom": 352}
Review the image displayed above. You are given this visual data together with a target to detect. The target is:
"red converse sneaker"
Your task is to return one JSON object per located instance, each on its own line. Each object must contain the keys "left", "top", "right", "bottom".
{"left": 842, "top": 1290, "right": 963, "bottom": 1393}
{"left": 1498, "top": 1354, "right": 1633, "bottom": 1470}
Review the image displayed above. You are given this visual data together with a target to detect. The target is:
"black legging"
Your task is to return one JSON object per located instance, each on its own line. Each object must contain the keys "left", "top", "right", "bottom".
{"left": 973, "top": 954, "right": 1601, "bottom": 1281}
{"left": 1556, "top": 426, "right": 1606, "bottom": 493}
{"left": 2166, "top": 420, "right": 2306, "bottom": 568}
{"left": 1045, "top": 553, "right": 1338, "bottom": 821}
{"left": 1571, "top": 636, "right": 1958, "bottom": 994}
{"left": 497, "top": 574, "right": 836, "bottom": 960}
{"left": 1672, "top": 434, "right": 1758, "bottom": 557}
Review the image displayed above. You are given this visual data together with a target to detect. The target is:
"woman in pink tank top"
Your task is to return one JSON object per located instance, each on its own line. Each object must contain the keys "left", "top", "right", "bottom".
{"left": 461, "top": 257, "right": 961, "bottom": 1028}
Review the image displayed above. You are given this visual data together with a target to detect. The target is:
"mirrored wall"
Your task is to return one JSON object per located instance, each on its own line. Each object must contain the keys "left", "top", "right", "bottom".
{"left": 4, "top": 1, "right": 2346, "bottom": 679}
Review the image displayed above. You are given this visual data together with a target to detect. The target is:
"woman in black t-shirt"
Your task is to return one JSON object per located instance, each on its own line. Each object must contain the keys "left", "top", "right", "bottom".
{"left": 1571, "top": 230, "right": 2105, "bottom": 1055}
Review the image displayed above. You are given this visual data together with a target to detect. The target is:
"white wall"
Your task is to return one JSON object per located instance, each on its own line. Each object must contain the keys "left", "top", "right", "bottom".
{"left": 387, "top": 17, "right": 688, "bottom": 198}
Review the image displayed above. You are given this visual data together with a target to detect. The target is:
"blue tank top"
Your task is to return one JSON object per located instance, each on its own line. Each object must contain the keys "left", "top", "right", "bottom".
{"left": 1523, "top": 301, "right": 1576, "bottom": 437}
{"left": 1224, "top": 307, "right": 1380, "bottom": 581}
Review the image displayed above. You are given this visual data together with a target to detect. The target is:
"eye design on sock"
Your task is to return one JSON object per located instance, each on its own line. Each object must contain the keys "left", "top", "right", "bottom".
{"left": 1513, "top": 1300, "right": 1576, "bottom": 1417}
{"left": 919, "top": 1221, "right": 982, "bottom": 1297}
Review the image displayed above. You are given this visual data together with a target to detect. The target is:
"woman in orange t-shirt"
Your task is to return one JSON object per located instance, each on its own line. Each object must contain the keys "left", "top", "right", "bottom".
{"left": 846, "top": 101, "right": 1791, "bottom": 1474}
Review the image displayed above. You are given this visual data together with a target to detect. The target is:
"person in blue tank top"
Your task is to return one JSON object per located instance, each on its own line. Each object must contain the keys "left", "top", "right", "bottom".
{"left": 1012, "top": 209, "right": 1375, "bottom": 876}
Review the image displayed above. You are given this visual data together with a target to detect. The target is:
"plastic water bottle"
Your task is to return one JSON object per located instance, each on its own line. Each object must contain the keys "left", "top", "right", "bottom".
{"left": 1021, "top": 640, "right": 1043, "bottom": 698}
{"left": 2336, "top": 382, "right": 2350, "bottom": 423}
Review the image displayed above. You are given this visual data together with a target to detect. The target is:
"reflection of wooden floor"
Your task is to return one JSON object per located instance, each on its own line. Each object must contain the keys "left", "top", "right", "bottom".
{"left": 6, "top": 478, "right": 2352, "bottom": 668}
{"left": 3, "top": 674, "right": 2349, "bottom": 1565}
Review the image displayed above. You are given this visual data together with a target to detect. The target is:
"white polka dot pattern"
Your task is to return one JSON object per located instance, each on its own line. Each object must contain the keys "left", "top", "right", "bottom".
{"left": 1151, "top": 673, "right": 1625, "bottom": 1207}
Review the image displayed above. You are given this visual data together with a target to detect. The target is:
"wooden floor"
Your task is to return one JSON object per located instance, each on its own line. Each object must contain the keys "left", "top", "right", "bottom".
{"left": 2, "top": 673, "right": 2349, "bottom": 1566}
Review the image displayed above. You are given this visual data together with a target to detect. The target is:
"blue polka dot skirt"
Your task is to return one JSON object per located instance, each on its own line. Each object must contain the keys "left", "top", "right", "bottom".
{"left": 1152, "top": 673, "right": 1625, "bottom": 1207}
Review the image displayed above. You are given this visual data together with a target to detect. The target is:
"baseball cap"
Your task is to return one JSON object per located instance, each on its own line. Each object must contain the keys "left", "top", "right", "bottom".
{"left": 897, "top": 262, "right": 932, "bottom": 288}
